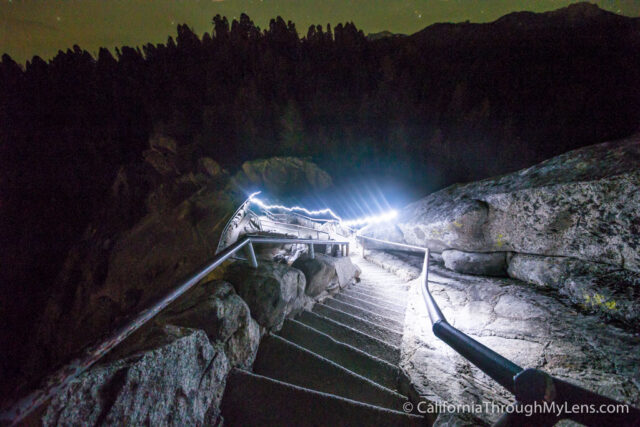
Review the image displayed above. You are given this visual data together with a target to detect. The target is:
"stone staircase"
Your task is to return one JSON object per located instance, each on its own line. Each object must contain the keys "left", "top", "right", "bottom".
{"left": 221, "top": 258, "right": 425, "bottom": 426}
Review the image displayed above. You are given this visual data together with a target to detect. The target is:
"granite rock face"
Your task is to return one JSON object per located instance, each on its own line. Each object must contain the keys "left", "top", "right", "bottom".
{"left": 20, "top": 135, "right": 332, "bottom": 399}
{"left": 158, "top": 280, "right": 261, "bottom": 369}
{"left": 231, "top": 156, "right": 332, "bottom": 199}
{"left": 40, "top": 278, "right": 264, "bottom": 426}
{"left": 43, "top": 326, "right": 229, "bottom": 426}
{"left": 363, "top": 136, "right": 640, "bottom": 325}
{"left": 31, "top": 138, "right": 239, "bottom": 386}
{"left": 364, "top": 135, "right": 640, "bottom": 272}
{"left": 292, "top": 254, "right": 361, "bottom": 299}
{"left": 224, "top": 261, "right": 310, "bottom": 329}
{"left": 441, "top": 250, "right": 507, "bottom": 277}
{"left": 508, "top": 254, "right": 640, "bottom": 326}
{"left": 365, "top": 250, "right": 640, "bottom": 425}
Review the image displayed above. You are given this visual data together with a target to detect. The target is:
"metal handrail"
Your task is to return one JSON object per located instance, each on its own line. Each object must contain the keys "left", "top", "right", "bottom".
{"left": 259, "top": 218, "right": 331, "bottom": 239}
{"left": 357, "top": 235, "right": 640, "bottom": 426}
{"left": 1, "top": 235, "right": 349, "bottom": 425}
{"left": 267, "top": 210, "right": 336, "bottom": 225}
{"left": 263, "top": 210, "right": 356, "bottom": 236}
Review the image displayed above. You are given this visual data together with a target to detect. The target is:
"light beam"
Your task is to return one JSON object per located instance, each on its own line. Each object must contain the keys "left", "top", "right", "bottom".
{"left": 248, "top": 191, "right": 397, "bottom": 228}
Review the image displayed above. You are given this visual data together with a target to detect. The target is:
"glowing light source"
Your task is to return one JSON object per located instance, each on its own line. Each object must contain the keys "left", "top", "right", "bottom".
{"left": 248, "top": 191, "right": 397, "bottom": 228}
{"left": 342, "top": 210, "right": 398, "bottom": 227}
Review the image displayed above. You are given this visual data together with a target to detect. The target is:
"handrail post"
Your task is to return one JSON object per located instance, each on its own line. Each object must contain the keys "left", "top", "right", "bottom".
{"left": 309, "top": 243, "right": 315, "bottom": 259}
{"left": 245, "top": 241, "right": 258, "bottom": 268}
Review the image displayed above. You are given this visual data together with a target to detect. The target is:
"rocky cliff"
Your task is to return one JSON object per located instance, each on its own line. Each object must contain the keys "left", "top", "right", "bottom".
{"left": 364, "top": 135, "right": 640, "bottom": 327}
{"left": 5, "top": 135, "right": 334, "bottom": 406}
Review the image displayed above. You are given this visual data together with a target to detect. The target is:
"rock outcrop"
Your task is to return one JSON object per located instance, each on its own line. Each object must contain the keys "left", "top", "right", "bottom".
{"left": 363, "top": 135, "right": 640, "bottom": 325}
{"left": 16, "top": 133, "right": 334, "bottom": 406}
{"left": 40, "top": 275, "right": 263, "bottom": 426}
{"left": 231, "top": 156, "right": 333, "bottom": 199}
{"left": 366, "top": 135, "right": 640, "bottom": 270}
{"left": 292, "top": 254, "right": 361, "bottom": 299}
{"left": 30, "top": 147, "right": 239, "bottom": 383}
{"left": 224, "top": 261, "right": 310, "bottom": 329}
{"left": 44, "top": 326, "right": 229, "bottom": 426}
{"left": 158, "top": 280, "right": 261, "bottom": 369}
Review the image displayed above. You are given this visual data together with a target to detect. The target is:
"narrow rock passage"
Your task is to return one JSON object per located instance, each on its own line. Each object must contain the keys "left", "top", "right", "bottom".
{"left": 220, "top": 253, "right": 424, "bottom": 426}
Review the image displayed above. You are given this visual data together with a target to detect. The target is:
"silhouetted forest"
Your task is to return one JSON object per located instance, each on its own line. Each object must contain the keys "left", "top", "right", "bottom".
{"left": 2, "top": 4, "right": 640, "bottom": 364}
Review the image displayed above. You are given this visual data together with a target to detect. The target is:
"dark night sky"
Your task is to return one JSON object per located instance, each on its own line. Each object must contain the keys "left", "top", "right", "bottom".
{"left": 1, "top": 0, "right": 639, "bottom": 64}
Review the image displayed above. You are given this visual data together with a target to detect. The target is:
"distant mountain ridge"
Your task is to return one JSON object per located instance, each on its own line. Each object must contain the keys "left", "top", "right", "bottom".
{"left": 410, "top": 2, "right": 638, "bottom": 40}
{"left": 366, "top": 31, "right": 406, "bottom": 41}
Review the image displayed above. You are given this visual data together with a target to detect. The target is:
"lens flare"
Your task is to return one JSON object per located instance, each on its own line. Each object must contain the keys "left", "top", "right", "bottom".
{"left": 248, "top": 191, "right": 397, "bottom": 228}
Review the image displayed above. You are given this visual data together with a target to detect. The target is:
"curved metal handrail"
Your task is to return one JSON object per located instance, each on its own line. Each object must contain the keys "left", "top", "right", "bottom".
{"left": 357, "top": 235, "right": 640, "bottom": 426}
{"left": 1, "top": 236, "right": 349, "bottom": 425}
{"left": 263, "top": 210, "right": 356, "bottom": 237}
{"left": 259, "top": 218, "right": 331, "bottom": 239}
{"left": 267, "top": 210, "right": 336, "bottom": 225}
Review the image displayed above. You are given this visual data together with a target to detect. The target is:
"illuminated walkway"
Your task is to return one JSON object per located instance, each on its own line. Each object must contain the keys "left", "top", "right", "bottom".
{"left": 221, "top": 255, "right": 424, "bottom": 425}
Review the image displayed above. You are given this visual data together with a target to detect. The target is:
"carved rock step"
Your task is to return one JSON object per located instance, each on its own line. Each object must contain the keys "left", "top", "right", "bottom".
{"left": 359, "top": 271, "right": 409, "bottom": 285}
{"left": 360, "top": 274, "right": 409, "bottom": 285}
{"left": 221, "top": 369, "right": 423, "bottom": 427}
{"left": 322, "top": 298, "right": 405, "bottom": 329}
{"left": 333, "top": 293, "right": 406, "bottom": 320}
{"left": 342, "top": 288, "right": 407, "bottom": 308}
{"left": 278, "top": 319, "right": 402, "bottom": 391}
{"left": 297, "top": 310, "right": 401, "bottom": 364}
{"left": 360, "top": 274, "right": 407, "bottom": 288}
{"left": 252, "top": 335, "right": 408, "bottom": 410}
{"left": 347, "top": 283, "right": 409, "bottom": 302}
{"left": 313, "top": 303, "right": 403, "bottom": 345}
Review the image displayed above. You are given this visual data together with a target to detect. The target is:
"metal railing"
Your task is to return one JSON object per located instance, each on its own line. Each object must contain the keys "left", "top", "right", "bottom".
{"left": 263, "top": 210, "right": 355, "bottom": 237}
{"left": 358, "top": 235, "right": 640, "bottom": 426}
{"left": 259, "top": 217, "right": 331, "bottom": 240}
{"left": 1, "top": 235, "right": 349, "bottom": 425}
{"left": 266, "top": 210, "right": 335, "bottom": 225}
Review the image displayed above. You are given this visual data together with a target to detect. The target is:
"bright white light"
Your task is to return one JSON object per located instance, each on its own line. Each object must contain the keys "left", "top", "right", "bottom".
{"left": 248, "top": 191, "right": 397, "bottom": 228}
{"left": 341, "top": 210, "right": 397, "bottom": 227}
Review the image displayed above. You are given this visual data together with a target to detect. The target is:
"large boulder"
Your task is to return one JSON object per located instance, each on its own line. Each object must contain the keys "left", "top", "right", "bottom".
{"left": 39, "top": 279, "right": 263, "bottom": 426}
{"left": 43, "top": 326, "right": 229, "bottom": 426}
{"left": 231, "top": 157, "right": 332, "bottom": 199}
{"left": 441, "top": 250, "right": 507, "bottom": 277}
{"left": 292, "top": 254, "right": 361, "bottom": 298}
{"left": 157, "top": 280, "right": 261, "bottom": 368}
{"left": 224, "top": 261, "right": 310, "bottom": 329}
{"left": 198, "top": 157, "right": 224, "bottom": 177}
{"left": 364, "top": 135, "right": 640, "bottom": 272}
